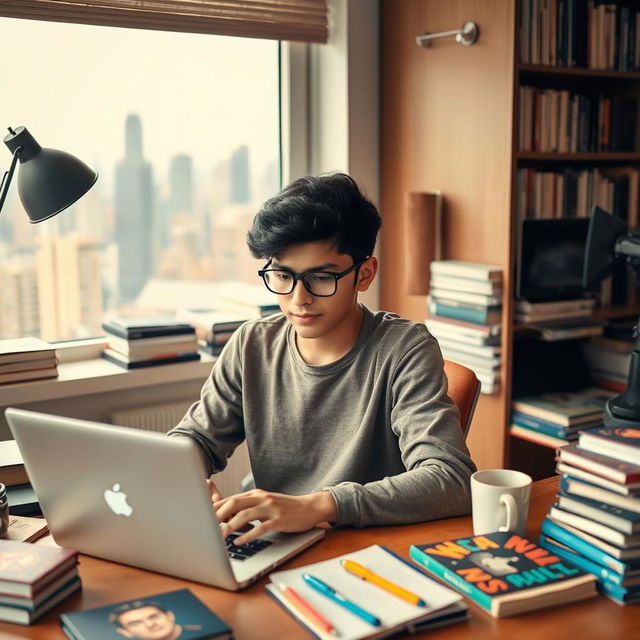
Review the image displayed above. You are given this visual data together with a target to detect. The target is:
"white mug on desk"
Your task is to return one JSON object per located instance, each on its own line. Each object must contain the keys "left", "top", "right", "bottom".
{"left": 471, "top": 469, "right": 532, "bottom": 536}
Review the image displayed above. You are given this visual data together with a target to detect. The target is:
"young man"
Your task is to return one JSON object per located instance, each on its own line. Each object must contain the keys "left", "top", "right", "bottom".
{"left": 169, "top": 173, "right": 476, "bottom": 545}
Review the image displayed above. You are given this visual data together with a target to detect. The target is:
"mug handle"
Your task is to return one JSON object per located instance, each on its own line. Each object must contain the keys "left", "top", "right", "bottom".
{"left": 498, "top": 494, "right": 517, "bottom": 532}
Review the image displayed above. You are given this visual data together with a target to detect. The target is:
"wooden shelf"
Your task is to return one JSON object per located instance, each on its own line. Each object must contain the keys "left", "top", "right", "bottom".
{"left": 519, "top": 63, "right": 640, "bottom": 81}
{"left": 517, "top": 152, "right": 640, "bottom": 162}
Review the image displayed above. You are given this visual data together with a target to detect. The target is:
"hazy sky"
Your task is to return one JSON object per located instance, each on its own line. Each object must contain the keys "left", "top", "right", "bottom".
{"left": 1, "top": 17, "right": 279, "bottom": 191}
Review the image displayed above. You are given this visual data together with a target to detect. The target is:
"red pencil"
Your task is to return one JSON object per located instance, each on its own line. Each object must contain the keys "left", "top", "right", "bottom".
{"left": 277, "top": 583, "right": 340, "bottom": 637}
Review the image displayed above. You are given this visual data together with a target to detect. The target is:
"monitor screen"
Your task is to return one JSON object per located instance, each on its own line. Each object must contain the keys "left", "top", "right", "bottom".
{"left": 517, "top": 218, "right": 596, "bottom": 302}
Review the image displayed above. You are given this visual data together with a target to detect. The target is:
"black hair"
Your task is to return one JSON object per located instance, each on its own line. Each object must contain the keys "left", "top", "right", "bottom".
{"left": 246, "top": 172, "right": 381, "bottom": 262}
{"left": 108, "top": 600, "right": 168, "bottom": 627}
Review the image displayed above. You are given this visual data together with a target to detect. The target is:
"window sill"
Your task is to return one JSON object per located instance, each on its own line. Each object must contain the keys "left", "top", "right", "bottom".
{"left": 0, "top": 354, "right": 215, "bottom": 407}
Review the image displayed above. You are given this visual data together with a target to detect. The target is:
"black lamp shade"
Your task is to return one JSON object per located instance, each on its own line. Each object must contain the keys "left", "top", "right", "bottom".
{"left": 3, "top": 126, "right": 98, "bottom": 223}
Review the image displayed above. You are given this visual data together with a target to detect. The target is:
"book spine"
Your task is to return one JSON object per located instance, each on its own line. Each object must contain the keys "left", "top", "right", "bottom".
{"left": 409, "top": 546, "right": 492, "bottom": 613}
{"left": 512, "top": 412, "right": 569, "bottom": 439}
{"left": 539, "top": 536, "right": 624, "bottom": 586}
{"left": 429, "top": 301, "right": 496, "bottom": 325}
{"left": 541, "top": 518, "right": 627, "bottom": 574}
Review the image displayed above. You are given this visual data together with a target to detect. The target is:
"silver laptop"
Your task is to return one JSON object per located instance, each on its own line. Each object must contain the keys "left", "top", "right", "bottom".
{"left": 5, "top": 408, "right": 324, "bottom": 590}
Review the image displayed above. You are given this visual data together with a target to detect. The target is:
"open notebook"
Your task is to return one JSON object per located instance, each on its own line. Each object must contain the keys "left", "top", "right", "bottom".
{"left": 266, "top": 544, "right": 467, "bottom": 640}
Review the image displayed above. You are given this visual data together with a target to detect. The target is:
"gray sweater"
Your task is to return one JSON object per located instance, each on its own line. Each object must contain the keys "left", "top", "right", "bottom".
{"left": 168, "top": 306, "right": 476, "bottom": 527}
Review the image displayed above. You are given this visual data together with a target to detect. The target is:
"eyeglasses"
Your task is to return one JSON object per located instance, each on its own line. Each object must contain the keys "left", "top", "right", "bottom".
{"left": 258, "top": 258, "right": 368, "bottom": 297}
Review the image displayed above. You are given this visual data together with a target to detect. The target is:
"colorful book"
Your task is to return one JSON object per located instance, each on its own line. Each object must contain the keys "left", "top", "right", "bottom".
{"left": 429, "top": 288, "right": 502, "bottom": 307}
{"left": 60, "top": 588, "right": 232, "bottom": 640}
{"left": 597, "top": 577, "right": 640, "bottom": 605}
{"left": 541, "top": 518, "right": 640, "bottom": 575}
{"left": 0, "top": 539, "right": 77, "bottom": 598}
{"left": 102, "top": 317, "right": 196, "bottom": 340}
{"left": 510, "top": 423, "right": 567, "bottom": 448}
{"left": 511, "top": 387, "right": 613, "bottom": 426}
{"left": 559, "top": 474, "right": 640, "bottom": 514}
{"left": 548, "top": 505, "right": 640, "bottom": 549}
{"left": 430, "top": 274, "right": 503, "bottom": 296}
{"left": 538, "top": 535, "right": 640, "bottom": 589}
{"left": 409, "top": 531, "right": 596, "bottom": 617}
{"left": 555, "top": 493, "right": 640, "bottom": 534}
{"left": 266, "top": 544, "right": 465, "bottom": 640}
{"left": 428, "top": 297, "right": 502, "bottom": 325}
{"left": 425, "top": 317, "right": 501, "bottom": 347}
{"left": 579, "top": 427, "right": 640, "bottom": 466}
{"left": 556, "top": 461, "right": 640, "bottom": 496}
{"left": 512, "top": 412, "right": 594, "bottom": 439}
{"left": 556, "top": 442, "right": 640, "bottom": 485}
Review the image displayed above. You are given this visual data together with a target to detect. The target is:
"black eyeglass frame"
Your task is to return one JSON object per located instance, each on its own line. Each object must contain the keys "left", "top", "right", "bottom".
{"left": 258, "top": 257, "right": 369, "bottom": 297}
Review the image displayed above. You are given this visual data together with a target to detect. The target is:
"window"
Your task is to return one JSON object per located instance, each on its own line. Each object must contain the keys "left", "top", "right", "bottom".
{"left": 0, "top": 17, "right": 280, "bottom": 341}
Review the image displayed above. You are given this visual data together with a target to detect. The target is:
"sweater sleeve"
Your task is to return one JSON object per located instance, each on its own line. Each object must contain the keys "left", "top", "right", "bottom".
{"left": 327, "top": 336, "right": 477, "bottom": 527}
{"left": 167, "top": 328, "right": 246, "bottom": 476}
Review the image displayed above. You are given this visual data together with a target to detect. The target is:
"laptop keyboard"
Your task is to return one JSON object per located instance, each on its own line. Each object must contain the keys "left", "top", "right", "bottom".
{"left": 226, "top": 532, "right": 272, "bottom": 561}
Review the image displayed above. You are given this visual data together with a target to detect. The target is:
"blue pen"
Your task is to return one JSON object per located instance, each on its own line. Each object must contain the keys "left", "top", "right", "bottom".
{"left": 302, "top": 573, "right": 381, "bottom": 627}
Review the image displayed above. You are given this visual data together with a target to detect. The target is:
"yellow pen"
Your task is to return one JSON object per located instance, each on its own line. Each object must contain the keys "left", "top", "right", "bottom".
{"left": 340, "top": 559, "right": 426, "bottom": 607}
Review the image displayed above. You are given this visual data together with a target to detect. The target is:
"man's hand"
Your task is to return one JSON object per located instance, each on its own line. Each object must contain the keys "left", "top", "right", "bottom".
{"left": 214, "top": 489, "right": 337, "bottom": 545}
{"left": 207, "top": 477, "right": 223, "bottom": 502}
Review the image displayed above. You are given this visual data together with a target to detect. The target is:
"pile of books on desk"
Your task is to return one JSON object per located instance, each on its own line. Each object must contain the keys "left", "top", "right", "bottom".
{"left": 510, "top": 387, "right": 611, "bottom": 447}
{"left": 426, "top": 260, "right": 502, "bottom": 394}
{"left": 515, "top": 298, "right": 603, "bottom": 342}
{"left": 101, "top": 317, "right": 200, "bottom": 369}
{"left": 176, "top": 308, "right": 248, "bottom": 356}
{"left": 0, "top": 337, "right": 58, "bottom": 385}
{"left": 540, "top": 428, "right": 640, "bottom": 605}
{"left": 0, "top": 540, "right": 81, "bottom": 625}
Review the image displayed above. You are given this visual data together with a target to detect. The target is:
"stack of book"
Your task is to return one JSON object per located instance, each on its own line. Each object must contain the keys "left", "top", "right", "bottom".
{"left": 175, "top": 308, "right": 248, "bottom": 356}
{"left": 0, "top": 337, "right": 58, "bottom": 385}
{"left": 510, "top": 387, "right": 612, "bottom": 447}
{"left": 101, "top": 317, "right": 200, "bottom": 369}
{"left": 540, "top": 428, "right": 640, "bottom": 605}
{"left": 581, "top": 336, "right": 634, "bottom": 394}
{"left": 0, "top": 539, "right": 81, "bottom": 625}
{"left": 426, "top": 260, "right": 503, "bottom": 394}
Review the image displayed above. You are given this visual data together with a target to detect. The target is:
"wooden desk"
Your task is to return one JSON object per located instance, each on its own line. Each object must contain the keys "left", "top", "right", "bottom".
{"left": 1, "top": 477, "right": 638, "bottom": 639}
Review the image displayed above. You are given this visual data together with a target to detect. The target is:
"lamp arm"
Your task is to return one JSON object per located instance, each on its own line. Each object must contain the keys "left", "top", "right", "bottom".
{"left": 0, "top": 147, "right": 22, "bottom": 215}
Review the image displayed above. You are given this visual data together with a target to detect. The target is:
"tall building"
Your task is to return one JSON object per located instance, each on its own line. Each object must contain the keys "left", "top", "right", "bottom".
{"left": 0, "top": 254, "right": 39, "bottom": 339}
{"left": 168, "top": 155, "right": 193, "bottom": 214}
{"left": 115, "top": 114, "right": 154, "bottom": 303}
{"left": 229, "top": 145, "right": 250, "bottom": 204}
{"left": 37, "top": 236, "right": 104, "bottom": 341}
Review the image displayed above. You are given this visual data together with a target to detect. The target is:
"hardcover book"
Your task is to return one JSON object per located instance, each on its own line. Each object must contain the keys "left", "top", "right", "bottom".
{"left": 429, "top": 260, "right": 503, "bottom": 282}
{"left": 559, "top": 474, "right": 640, "bottom": 514}
{"left": 102, "top": 317, "right": 195, "bottom": 340}
{"left": 409, "top": 531, "right": 597, "bottom": 617}
{"left": 60, "top": 588, "right": 232, "bottom": 640}
{"left": 266, "top": 544, "right": 466, "bottom": 640}
{"left": 101, "top": 349, "right": 201, "bottom": 370}
{"left": 556, "top": 493, "right": 640, "bottom": 534}
{"left": 511, "top": 387, "right": 613, "bottom": 426}
{"left": 579, "top": 427, "right": 640, "bottom": 465}
{"left": 557, "top": 442, "right": 640, "bottom": 485}
{"left": 556, "top": 461, "right": 640, "bottom": 496}
{"left": 0, "top": 539, "right": 78, "bottom": 598}
{"left": 0, "top": 337, "right": 56, "bottom": 364}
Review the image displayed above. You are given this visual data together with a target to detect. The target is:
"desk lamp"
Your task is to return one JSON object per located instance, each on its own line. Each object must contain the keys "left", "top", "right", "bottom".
{"left": 0, "top": 126, "right": 98, "bottom": 222}
{"left": 583, "top": 205, "right": 640, "bottom": 428}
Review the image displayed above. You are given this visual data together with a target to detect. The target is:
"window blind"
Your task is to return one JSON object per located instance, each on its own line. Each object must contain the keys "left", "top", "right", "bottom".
{"left": 0, "top": 0, "right": 328, "bottom": 43}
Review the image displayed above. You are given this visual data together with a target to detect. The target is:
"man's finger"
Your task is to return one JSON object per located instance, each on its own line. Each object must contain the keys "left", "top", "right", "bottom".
{"left": 234, "top": 520, "right": 271, "bottom": 546}
{"left": 207, "top": 478, "right": 223, "bottom": 502}
{"left": 215, "top": 494, "right": 260, "bottom": 523}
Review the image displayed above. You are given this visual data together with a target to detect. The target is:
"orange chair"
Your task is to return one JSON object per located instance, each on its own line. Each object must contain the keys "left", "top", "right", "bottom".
{"left": 443, "top": 359, "right": 481, "bottom": 439}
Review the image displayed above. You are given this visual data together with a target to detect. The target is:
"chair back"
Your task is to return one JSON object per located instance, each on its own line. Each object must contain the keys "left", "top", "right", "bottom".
{"left": 443, "top": 359, "right": 481, "bottom": 439}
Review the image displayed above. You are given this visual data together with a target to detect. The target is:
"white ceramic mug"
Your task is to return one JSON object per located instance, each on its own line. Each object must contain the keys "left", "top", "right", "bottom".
{"left": 471, "top": 469, "right": 532, "bottom": 536}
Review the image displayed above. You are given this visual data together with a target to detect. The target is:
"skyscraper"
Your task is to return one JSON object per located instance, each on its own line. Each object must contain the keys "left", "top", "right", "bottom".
{"left": 115, "top": 114, "right": 154, "bottom": 303}
{"left": 0, "top": 254, "right": 39, "bottom": 339}
{"left": 229, "top": 145, "right": 250, "bottom": 204}
{"left": 168, "top": 155, "right": 193, "bottom": 215}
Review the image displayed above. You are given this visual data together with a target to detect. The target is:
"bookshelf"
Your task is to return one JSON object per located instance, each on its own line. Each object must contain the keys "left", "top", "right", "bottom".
{"left": 380, "top": 0, "right": 640, "bottom": 472}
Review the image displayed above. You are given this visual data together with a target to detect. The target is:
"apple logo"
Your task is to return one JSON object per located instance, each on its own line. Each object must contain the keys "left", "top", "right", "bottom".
{"left": 104, "top": 483, "right": 133, "bottom": 517}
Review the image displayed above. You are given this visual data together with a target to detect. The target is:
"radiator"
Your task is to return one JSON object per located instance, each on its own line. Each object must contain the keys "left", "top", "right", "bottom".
{"left": 105, "top": 400, "right": 251, "bottom": 497}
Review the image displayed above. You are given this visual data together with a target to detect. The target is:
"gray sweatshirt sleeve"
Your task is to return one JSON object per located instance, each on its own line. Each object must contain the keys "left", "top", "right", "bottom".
{"left": 167, "top": 330, "right": 245, "bottom": 476}
{"left": 327, "top": 337, "right": 477, "bottom": 527}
